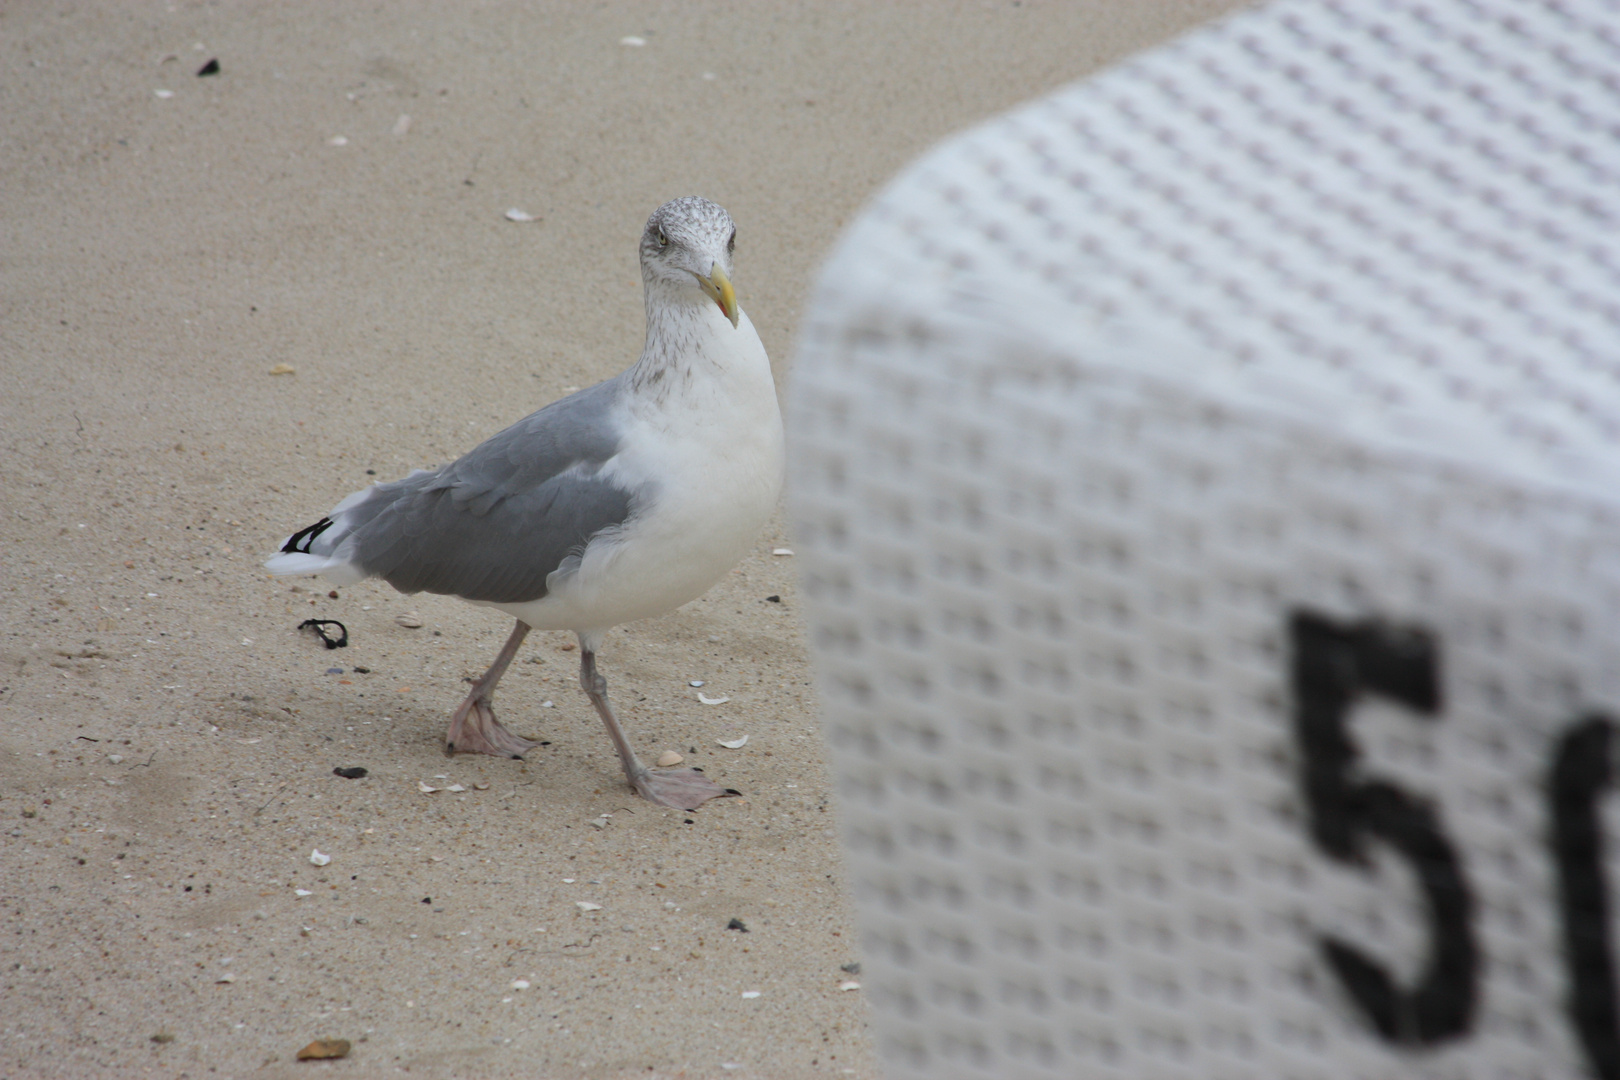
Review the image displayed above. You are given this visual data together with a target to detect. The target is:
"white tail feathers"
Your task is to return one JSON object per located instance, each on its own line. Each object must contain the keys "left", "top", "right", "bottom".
{"left": 265, "top": 480, "right": 402, "bottom": 585}
{"left": 263, "top": 549, "right": 368, "bottom": 585}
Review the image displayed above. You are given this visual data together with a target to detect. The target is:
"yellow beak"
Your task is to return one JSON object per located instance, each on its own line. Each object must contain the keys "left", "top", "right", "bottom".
{"left": 691, "top": 263, "right": 739, "bottom": 328}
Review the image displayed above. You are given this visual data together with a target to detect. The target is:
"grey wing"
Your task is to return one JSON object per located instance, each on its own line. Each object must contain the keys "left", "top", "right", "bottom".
{"left": 338, "top": 379, "right": 637, "bottom": 604}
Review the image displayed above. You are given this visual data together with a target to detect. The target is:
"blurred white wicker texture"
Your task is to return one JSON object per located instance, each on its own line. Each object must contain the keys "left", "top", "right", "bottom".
{"left": 788, "top": 1, "right": 1620, "bottom": 1077}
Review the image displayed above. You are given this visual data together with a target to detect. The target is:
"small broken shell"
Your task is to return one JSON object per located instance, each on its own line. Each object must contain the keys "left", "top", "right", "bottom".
{"left": 510, "top": 979, "right": 530, "bottom": 991}
{"left": 395, "top": 611, "right": 424, "bottom": 628}
{"left": 417, "top": 781, "right": 439, "bottom": 794}
{"left": 697, "top": 692, "right": 730, "bottom": 705}
{"left": 657, "top": 750, "right": 684, "bottom": 767}
{"left": 771, "top": 548, "right": 794, "bottom": 556}
{"left": 268, "top": 363, "right": 296, "bottom": 376}
{"left": 504, "top": 208, "right": 535, "bottom": 222}
{"left": 216, "top": 972, "right": 236, "bottom": 984}
{"left": 296, "top": 1039, "right": 351, "bottom": 1061}
{"left": 717, "top": 735, "right": 749, "bottom": 749}
{"left": 839, "top": 981, "right": 862, "bottom": 991}
{"left": 308, "top": 849, "right": 331, "bottom": 867}
{"left": 575, "top": 901, "right": 602, "bottom": 912}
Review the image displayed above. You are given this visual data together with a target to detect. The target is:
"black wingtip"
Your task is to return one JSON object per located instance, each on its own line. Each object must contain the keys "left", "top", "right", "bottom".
{"left": 282, "top": 517, "right": 335, "bottom": 554}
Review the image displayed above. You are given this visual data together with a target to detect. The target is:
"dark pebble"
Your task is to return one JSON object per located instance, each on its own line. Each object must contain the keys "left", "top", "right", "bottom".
{"left": 726, "top": 917, "right": 749, "bottom": 932}
{"left": 765, "top": 595, "right": 781, "bottom": 603}
{"left": 841, "top": 962, "right": 862, "bottom": 975}
{"left": 352, "top": 665, "right": 371, "bottom": 674}
{"left": 333, "top": 766, "right": 368, "bottom": 779}
{"left": 422, "top": 897, "right": 431, "bottom": 904}
{"left": 325, "top": 667, "right": 344, "bottom": 675}
{"left": 197, "top": 58, "right": 219, "bottom": 76}
{"left": 328, "top": 590, "right": 339, "bottom": 599}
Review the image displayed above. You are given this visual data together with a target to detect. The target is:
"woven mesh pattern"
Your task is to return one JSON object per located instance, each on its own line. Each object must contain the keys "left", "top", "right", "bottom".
{"left": 788, "top": 1, "right": 1620, "bottom": 1077}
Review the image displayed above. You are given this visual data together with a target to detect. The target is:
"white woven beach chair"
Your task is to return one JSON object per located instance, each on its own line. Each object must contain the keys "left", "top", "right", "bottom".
{"left": 787, "top": 1, "right": 1620, "bottom": 1076}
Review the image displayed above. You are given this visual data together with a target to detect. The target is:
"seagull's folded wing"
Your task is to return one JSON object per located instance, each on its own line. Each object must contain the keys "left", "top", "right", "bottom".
{"left": 340, "top": 380, "right": 637, "bottom": 604}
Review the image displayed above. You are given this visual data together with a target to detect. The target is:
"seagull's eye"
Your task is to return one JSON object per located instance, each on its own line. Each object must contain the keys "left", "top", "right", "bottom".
{"left": 657, "top": 229, "right": 668, "bottom": 247}
{"left": 727, "top": 229, "right": 736, "bottom": 253}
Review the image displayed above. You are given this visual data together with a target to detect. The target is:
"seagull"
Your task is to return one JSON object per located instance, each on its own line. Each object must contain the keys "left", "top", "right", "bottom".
{"left": 265, "top": 197, "right": 784, "bottom": 810}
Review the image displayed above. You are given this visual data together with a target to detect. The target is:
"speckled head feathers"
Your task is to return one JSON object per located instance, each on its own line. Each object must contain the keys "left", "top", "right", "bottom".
{"left": 639, "top": 197, "right": 737, "bottom": 273}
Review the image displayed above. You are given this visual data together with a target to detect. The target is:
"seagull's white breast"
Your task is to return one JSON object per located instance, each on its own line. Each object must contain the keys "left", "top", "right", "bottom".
{"left": 492, "top": 305, "right": 784, "bottom": 633}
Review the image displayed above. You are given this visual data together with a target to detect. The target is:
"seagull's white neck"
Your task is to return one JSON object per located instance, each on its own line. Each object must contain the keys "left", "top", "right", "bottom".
{"left": 627, "top": 275, "right": 742, "bottom": 393}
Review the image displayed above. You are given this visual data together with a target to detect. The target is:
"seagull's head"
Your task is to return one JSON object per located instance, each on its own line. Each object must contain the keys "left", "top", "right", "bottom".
{"left": 640, "top": 197, "right": 740, "bottom": 328}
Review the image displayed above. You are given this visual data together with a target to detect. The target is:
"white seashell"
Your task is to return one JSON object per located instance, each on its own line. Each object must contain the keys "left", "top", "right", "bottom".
{"left": 308, "top": 849, "right": 331, "bottom": 867}
{"left": 445, "top": 783, "right": 466, "bottom": 793}
{"left": 540, "top": 700, "right": 554, "bottom": 708}
{"left": 562, "top": 878, "right": 575, "bottom": 883}
{"left": 575, "top": 901, "right": 602, "bottom": 912}
{"left": 657, "top": 751, "right": 683, "bottom": 767}
{"left": 741, "top": 990, "right": 761, "bottom": 999}
{"left": 510, "top": 979, "right": 530, "bottom": 991}
{"left": 619, "top": 36, "right": 647, "bottom": 46}
{"left": 154, "top": 89, "right": 175, "bottom": 99}
{"left": 689, "top": 680, "right": 705, "bottom": 687}
{"left": 771, "top": 548, "right": 794, "bottom": 556}
{"left": 216, "top": 972, "right": 236, "bottom": 983}
{"left": 717, "top": 735, "right": 749, "bottom": 749}
{"left": 294, "top": 889, "right": 313, "bottom": 897}
{"left": 840, "top": 981, "right": 862, "bottom": 991}
{"left": 698, "top": 692, "right": 729, "bottom": 705}
{"left": 395, "top": 611, "right": 423, "bottom": 628}
{"left": 504, "top": 208, "right": 535, "bottom": 222}
{"left": 417, "top": 781, "right": 439, "bottom": 793}
{"left": 326, "top": 135, "right": 348, "bottom": 146}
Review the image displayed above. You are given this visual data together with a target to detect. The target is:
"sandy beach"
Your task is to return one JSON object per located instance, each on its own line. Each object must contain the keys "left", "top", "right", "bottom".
{"left": 0, "top": 3, "right": 1242, "bottom": 1076}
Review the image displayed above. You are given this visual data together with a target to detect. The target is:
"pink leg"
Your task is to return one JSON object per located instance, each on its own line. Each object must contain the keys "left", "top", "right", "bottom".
{"left": 580, "top": 645, "right": 732, "bottom": 810}
{"left": 444, "top": 620, "right": 540, "bottom": 759}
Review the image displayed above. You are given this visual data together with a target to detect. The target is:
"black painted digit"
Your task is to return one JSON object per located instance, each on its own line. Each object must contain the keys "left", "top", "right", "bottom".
{"left": 1289, "top": 610, "right": 1478, "bottom": 1045}
{"left": 1551, "top": 715, "right": 1620, "bottom": 1080}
